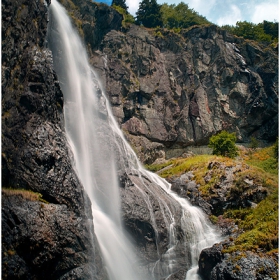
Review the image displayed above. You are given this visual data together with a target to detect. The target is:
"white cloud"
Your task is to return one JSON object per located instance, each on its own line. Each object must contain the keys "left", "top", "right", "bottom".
{"left": 216, "top": 5, "right": 242, "bottom": 26}
{"left": 251, "top": 2, "right": 279, "bottom": 23}
{"left": 187, "top": 0, "right": 217, "bottom": 16}
{"left": 127, "top": 0, "right": 140, "bottom": 15}
{"left": 126, "top": 0, "right": 279, "bottom": 25}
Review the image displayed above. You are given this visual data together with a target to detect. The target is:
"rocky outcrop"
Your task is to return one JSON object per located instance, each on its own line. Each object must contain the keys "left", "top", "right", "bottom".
{"left": 2, "top": 192, "right": 105, "bottom": 280}
{"left": 167, "top": 158, "right": 278, "bottom": 280}
{"left": 199, "top": 245, "right": 278, "bottom": 280}
{"left": 169, "top": 160, "right": 268, "bottom": 216}
{"left": 2, "top": 0, "right": 106, "bottom": 278}
{"left": 52, "top": 2, "right": 278, "bottom": 166}
{"left": 98, "top": 25, "right": 278, "bottom": 163}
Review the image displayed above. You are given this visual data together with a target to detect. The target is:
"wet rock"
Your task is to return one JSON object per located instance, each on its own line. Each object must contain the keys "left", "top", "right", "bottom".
{"left": 199, "top": 243, "right": 224, "bottom": 279}
{"left": 199, "top": 247, "right": 278, "bottom": 280}
{"left": 169, "top": 172, "right": 213, "bottom": 215}
{"left": 119, "top": 171, "right": 189, "bottom": 279}
{"left": 2, "top": 0, "right": 106, "bottom": 278}
{"left": 2, "top": 193, "right": 105, "bottom": 280}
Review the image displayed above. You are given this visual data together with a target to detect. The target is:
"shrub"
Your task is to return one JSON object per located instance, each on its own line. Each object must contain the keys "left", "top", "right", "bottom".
{"left": 249, "top": 137, "right": 259, "bottom": 150}
{"left": 208, "top": 131, "right": 238, "bottom": 158}
{"left": 273, "top": 138, "right": 278, "bottom": 160}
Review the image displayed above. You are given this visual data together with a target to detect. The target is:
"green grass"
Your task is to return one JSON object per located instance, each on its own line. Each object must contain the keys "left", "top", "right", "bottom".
{"left": 2, "top": 188, "right": 48, "bottom": 203}
{"left": 155, "top": 155, "right": 217, "bottom": 178}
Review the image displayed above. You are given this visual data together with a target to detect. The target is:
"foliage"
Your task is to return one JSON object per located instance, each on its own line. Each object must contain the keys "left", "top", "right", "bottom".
{"left": 111, "top": 0, "right": 128, "bottom": 11}
{"left": 152, "top": 155, "right": 216, "bottom": 178}
{"left": 145, "top": 160, "right": 175, "bottom": 172}
{"left": 160, "top": 2, "right": 210, "bottom": 29}
{"left": 222, "top": 20, "right": 278, "bottom": 44}
{"left": 208, "top": 131, "right": 238, "bottom": 158}
{"left": 224, "top": 186, "right": 278, "bottom": 253}
{"left": 136, "top": 0, "right": 163, "bottom": 28}
{"left": 112, "top": 4, "right": 135, "bottom": 26}
{"left": 249, "top": 137, "right": 259, "bottom": 150}
{"left": 273, "top": 138, "right": 278, "bottom": 160}
{"left": 148, "top": 145, "right": 278, "bottom": 255}
{"left": 246, "top": 145, "right": 278, "bottom": 175}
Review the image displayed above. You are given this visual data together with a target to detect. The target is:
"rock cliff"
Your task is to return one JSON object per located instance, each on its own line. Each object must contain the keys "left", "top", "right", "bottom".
{"left": 100, "top": 25, "right": 278, "bottom": 163}
{"left": 2, "top": 0, "right": 106, "bottom": 278}
{"left": 50, "top": 0, "right": 278, "bottom": 164}
{"left": 2, "top": 0, "right": 279, "bottom": 279}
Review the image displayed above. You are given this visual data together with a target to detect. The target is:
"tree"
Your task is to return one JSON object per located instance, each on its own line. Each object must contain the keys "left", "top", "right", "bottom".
{"left": 112, "top": 0, "right": 128, "bottom": 11}
{"left": 208, "top": 131, "right": 238, "bottom": 158}
{"left": 222, "top": 20, "right": 278, "bottom": 44}
{"left": 136, "top": 0, "right": 163, "bottom": 28}
{"left": 160, "top": 2, "right": 210, "bottom": 29}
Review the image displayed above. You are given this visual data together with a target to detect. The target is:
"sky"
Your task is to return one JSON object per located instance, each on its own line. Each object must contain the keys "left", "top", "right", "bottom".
{"left": 95, "top": 0, "right": 279, "bottom": 26}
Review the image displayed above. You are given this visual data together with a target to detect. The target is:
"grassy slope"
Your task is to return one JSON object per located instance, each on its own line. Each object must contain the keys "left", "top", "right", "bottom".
{"left": 146, "top": 145, "right": 278, "bottom": 254}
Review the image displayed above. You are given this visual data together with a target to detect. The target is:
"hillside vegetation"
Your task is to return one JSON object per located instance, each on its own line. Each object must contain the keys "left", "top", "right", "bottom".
{"left": 111, "top": 0, "right": 278, "bottom": 45}
{"left": 146, "top": 144, "right": 278, "bottom": 255}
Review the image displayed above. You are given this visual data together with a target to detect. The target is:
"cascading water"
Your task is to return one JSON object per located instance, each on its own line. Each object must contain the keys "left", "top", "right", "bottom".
{"left": 47, "top": 1, "right": 221, "bottom": 279}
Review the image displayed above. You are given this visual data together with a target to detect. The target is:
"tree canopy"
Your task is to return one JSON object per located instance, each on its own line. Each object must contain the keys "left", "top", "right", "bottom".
{"left": 222, "top": 20, "right": 278, "bottom": 44}
{"left": 111, "top": 0, "right": 128, "bottom": 11}
{"left": 136, "top": 0, "right": 163, "bottom": 28}
{"left": 160, "top": 2, "right": 210, "bottom": 29}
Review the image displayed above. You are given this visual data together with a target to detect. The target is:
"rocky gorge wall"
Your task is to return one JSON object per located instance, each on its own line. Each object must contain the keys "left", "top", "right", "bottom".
{"left": 100, "top": 25, "right": 278, "bottom": 163}
{"left": 2, "top": 0, "right": 279, "bottom": 279}
{"left": 52, "top": 1, "right": 278, "bottom": 162}
{"left": 62, "top": 0, "right": 278, "bottom": 164}
{"left": 2, "top": 0, "right": 106, "bottom": 278}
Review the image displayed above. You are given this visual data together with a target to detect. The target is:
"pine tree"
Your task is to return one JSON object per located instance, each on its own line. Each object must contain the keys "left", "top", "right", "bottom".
{"left": 112, "top": 0, "right": 128, "bottom": 11}
{"left": 136, "top": 0, "right": 163, "bottom": 28}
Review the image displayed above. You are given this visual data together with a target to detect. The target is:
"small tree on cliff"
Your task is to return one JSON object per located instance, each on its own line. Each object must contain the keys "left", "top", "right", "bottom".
{"left": 208, "top": 131, "right": 238, "bottom": 158}
{"left": 112, "top": 0, "right": 128, "bottom": 11}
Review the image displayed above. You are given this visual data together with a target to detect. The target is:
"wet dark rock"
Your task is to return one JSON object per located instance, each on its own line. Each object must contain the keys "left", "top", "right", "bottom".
{"left": 2, "top": 193, "right": 105, "bottom": 280}
{"left": 199, "top": 243, "right": 224, "bottom": 279}
{"left": 119, "top": 171, "right": 189, "bottom": 278}
{"left": 2, "top": 0, "right": 106, "bottom": 278}
{"left": 199, "top": 246, "right": 278, "bottom": 280}
{"left": 169, "top": 172, "right": 213, "bottom": 215}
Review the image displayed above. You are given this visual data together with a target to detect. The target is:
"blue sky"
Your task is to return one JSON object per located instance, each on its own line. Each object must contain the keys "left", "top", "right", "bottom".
{"left": 94, "top": 0, "right": 279, "bottom": 26}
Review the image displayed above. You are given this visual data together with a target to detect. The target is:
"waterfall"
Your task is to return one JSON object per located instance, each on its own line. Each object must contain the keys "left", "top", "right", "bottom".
{"left": 47, "top": 1, "right": 221, "bottom": 279}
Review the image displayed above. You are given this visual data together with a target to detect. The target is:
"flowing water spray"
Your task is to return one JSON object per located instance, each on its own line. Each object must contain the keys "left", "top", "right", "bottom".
{"left": 48, "top": 1, "right": 221, "bottom": 279}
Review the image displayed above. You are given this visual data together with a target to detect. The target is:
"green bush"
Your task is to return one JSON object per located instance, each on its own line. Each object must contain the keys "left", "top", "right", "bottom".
{"left": 249, "top": 137, "right": 259, "bottom": 150}
{"left": 208, "top": 131, "right": 238, "bottom": 158}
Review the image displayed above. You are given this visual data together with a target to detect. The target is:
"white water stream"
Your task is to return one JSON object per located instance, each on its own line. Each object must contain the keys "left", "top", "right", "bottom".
{"left": 48, "top": 1, "right": 221, "bottom": 279}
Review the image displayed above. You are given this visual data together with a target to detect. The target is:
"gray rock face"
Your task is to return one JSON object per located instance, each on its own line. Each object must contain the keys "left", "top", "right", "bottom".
{"left": 199, "top": 246, "right": 278, "bottom": 280}
{"left": 96, "top": 25, "right": 278, "bottom": 163}
{"left": 2, "top": 0, "right": 106, "bottom": 278}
